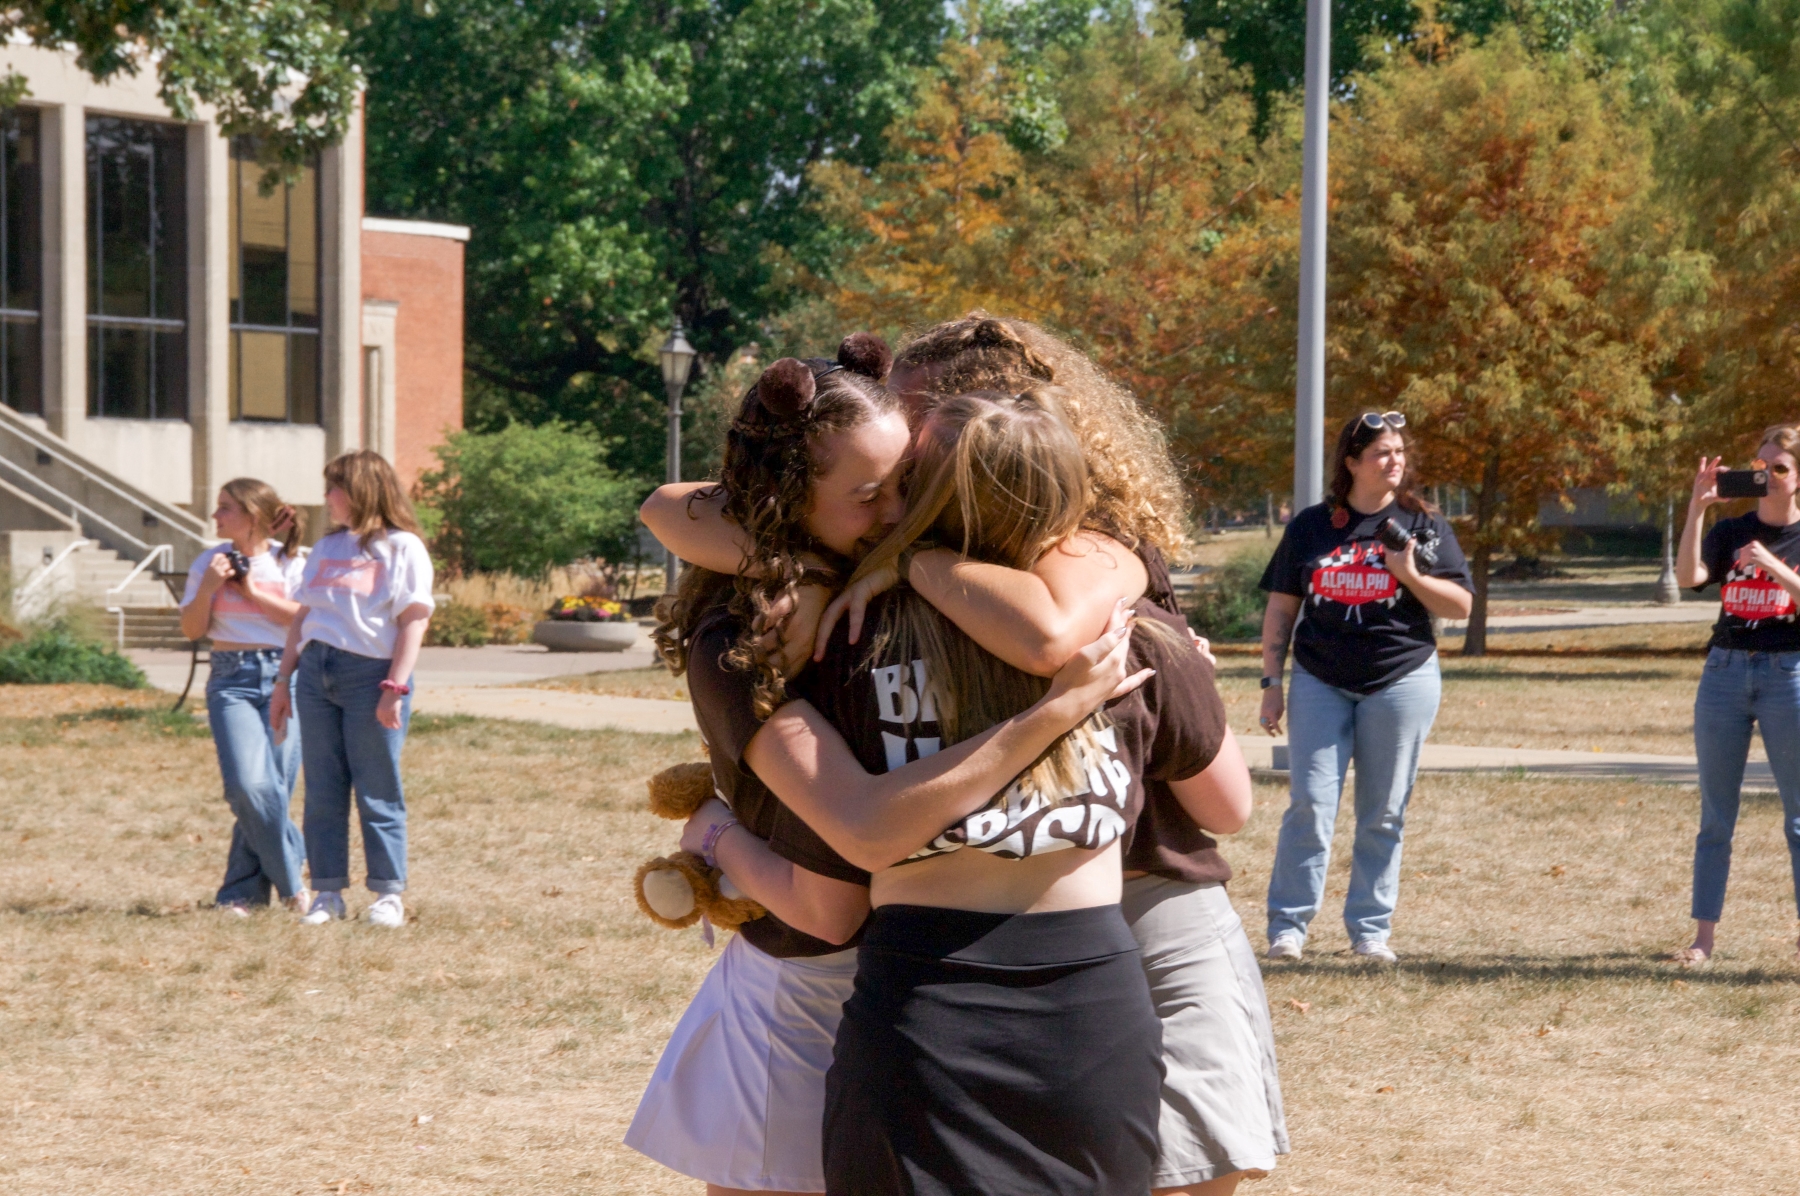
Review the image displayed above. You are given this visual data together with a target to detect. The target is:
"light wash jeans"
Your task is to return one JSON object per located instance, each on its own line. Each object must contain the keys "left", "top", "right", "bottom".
{"left": 1267, "top": 655, "right": 1441, "bottom": 945}
{"left": 1691, "top": 647, "right": 1800, "bottom": 923}
{"left": 206, "top": 647, "right": 305, "bottom": 905}
{"left": 296, "top": 641, "right": 412, "bottom": 894}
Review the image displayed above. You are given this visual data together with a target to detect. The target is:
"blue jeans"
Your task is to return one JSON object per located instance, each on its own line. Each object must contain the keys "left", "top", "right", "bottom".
{"left": 207, "top": 648, "right": 306, "bottom": 905}
{"left": 1267, "top": 655, "right": 1441, "bottom": 945}
{"left": 1691, "top": 647, "right": 1800, "bottom": 922}
{"left": 295, "top": 641, "right": 413, "bottom": 894}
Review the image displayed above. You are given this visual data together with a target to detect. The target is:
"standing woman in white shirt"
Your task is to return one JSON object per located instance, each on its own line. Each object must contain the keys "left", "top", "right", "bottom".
{"left": 270, "top": 450, "right": 435, "bottom": 928}
{"left": 180, "top": 478, "right": 309, "bottom": 915}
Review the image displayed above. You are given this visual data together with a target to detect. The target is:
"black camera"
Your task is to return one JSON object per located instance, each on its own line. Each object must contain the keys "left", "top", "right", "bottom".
{"left": 223, "top": 549, "right": 251, "bottom": 581}
{"left": 1374, "top": 517, "right": 1439, "bottom": 569}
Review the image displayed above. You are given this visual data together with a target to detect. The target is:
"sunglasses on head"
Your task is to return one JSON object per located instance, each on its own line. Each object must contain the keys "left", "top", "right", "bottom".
{"left": 1359, "top": 411, "right": 1406, "bottom": 431}
{"left": 1754, "top": 458, "right": 1793, "bottom": 477}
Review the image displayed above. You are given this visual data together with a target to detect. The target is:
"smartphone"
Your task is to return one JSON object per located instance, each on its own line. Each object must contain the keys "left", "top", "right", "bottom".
{"left": 1718, "top": 468, "right": 1769, "bottom": 499}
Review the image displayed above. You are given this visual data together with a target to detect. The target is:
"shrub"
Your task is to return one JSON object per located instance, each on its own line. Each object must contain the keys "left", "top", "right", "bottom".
{"left": 418, "top": 422, "right": 645, "bottom": 576}
{"left": 483, "top": 602, "right": 534, "bottom": 644}
{"left": 1187, "top": 547, "right": 1272, "bottom": 642}
{"left": 0, "top": 624, "right": 147, "bottom": 687}
{"left": 424, "top": 602, "right": 490, "bottom": 648}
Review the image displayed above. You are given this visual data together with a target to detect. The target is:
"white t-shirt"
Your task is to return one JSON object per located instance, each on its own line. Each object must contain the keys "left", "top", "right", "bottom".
{"left": 181, "top": 544, "right": 307, "bottom": 648}
{"left": 295, "top": 529, "right": 436, "bottom": 660}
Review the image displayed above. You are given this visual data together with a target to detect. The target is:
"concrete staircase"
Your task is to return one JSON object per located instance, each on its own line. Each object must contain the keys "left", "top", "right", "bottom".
{"left": 116, "top": 607, "right": 193, "bottom": 650}
{"left": 73, "top": 544, "right": 178, "bottom": 608}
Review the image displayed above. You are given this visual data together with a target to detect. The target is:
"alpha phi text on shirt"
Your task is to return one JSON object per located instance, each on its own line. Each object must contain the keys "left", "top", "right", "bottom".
{"left": 1308, "top": 541, "right": 1402, "bottom": 615}
{"left": 1720, "top": 565, "right": 1797, "bottom": 625}
{"left": 872, "top": 656, "right": 1134, "bottom": 860}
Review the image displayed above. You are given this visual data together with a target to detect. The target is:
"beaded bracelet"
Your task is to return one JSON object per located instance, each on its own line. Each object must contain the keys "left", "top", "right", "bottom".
{"left": 700, "top": 817, "right": 740, "bottom": 869}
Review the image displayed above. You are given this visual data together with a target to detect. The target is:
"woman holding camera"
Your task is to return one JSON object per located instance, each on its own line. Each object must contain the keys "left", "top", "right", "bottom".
{"left": 179, "top": 479, "right": 309, "bottom": 916}
{"left": 1257, "top": 412, "right": 1473, "bottom": 963}
{"left": 1674, "top": 425, "right": 1800, "bottom": 965}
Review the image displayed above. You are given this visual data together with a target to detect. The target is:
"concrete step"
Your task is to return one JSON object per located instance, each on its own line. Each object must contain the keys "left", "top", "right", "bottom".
{"left": 109, "top": 607, "right": 192, "bottom": 650}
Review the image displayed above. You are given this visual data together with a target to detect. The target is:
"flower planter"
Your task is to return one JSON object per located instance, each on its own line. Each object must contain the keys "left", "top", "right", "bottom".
{"left": 532, "top": 620, "right": 639, "bottom": 653}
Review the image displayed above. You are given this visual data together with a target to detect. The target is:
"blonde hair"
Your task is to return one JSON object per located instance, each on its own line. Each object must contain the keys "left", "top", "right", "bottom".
{"left": 1757, "top": 425, "right": 1800, "bottom": 460}
{"left": 895, "top": 312, "right": 1190, "bottom": 554}
{"left": 322, "top": 450, "right": 422, "bottom": 549}
{"left": 219, "top": 477, "right": 300, "bottom": 558}
{"left": 859, "top": 389, "right": 1182, "bottom": 802}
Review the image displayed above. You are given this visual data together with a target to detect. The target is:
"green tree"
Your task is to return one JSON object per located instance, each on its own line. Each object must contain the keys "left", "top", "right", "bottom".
{"left": 418, "top": 422, "right": 643, "bottom": 577}
{"left": 2, "top": 1, "right": 380, "bottom": 171}
{"left": 355, "top": 0, "right": 945, "bottom": 480}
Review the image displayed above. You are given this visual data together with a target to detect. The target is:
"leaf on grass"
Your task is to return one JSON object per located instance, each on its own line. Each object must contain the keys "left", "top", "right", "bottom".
{"left": 1536, "top": 1023, "right": 1555, "bottom": 1036}
{"left": 564, "top": 946, "right": 588, "bottom": 958}
{"left": 1287, "top": 999, "right": 1312, "bottom": 1014}
{"left": 1376, "top": 1085, "right": 1395, "bottom": 1094}
{"left": 542, "top": 886, "right": 563, "bottom": 898}
{"left": 413, "top": 1113, "right": 433, "bottom": 1126}
{"left": 1547, "top": 865, "right": 1567, "bottom": 878}
{"left": 187, "top": 833, "right": 203, "bottom": 844}
{"left": 226, "top": 990, "right": 243, "bottom": 999}
{"left": 1672, "top": 979, "right": 1690, "bottom": 989}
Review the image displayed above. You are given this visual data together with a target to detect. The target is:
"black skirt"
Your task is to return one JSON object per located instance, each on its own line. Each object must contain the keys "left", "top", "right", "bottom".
{"left": 824, "top": 903, "right": 1162, "bottom": 1196}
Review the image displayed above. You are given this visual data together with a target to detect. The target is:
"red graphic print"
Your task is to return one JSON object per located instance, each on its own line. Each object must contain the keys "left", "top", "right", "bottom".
{"left": 1310, "top": 541, "right": 1399, "bottom": 607}
{"left": 1721, "top": 574, "right": 1795, "bottom": 622}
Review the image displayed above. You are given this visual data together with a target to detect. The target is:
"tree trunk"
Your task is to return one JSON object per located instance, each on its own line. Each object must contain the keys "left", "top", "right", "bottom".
{"left": 1461, "top": 450, "right": 1503, "bottom": 658}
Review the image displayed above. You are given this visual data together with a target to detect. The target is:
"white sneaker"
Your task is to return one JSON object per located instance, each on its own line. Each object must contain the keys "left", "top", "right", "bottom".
{"left": 1267, "top": 932, "right": 1304, "bottom": 961}
{"left": 300, "top": 891, "right": 347, "bottom": 925}
{"left": 1353, "top": 938, "right": 1398, "bottom": 963}
{"left": 367, "top": 894, "right": 405, "bottom": 928}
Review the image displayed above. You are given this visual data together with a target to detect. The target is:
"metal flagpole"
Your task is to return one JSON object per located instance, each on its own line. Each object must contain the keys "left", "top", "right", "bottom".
{"left": 1294, "top": 0, "right": 1331, "bottom": 510}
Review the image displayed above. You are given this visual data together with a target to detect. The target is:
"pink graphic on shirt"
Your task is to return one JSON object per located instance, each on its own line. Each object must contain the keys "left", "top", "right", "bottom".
{"left": 1720, "top": 566, "right": 1796, "bottom": 625}
{"left": 1309, "top": 541, "right": 1400, "bottom": 608}
{"left": 312, "top": 557, "right": 382, "bottom": 597}
{"left": 213, "top": 578, "right": 286, "bottom": 614}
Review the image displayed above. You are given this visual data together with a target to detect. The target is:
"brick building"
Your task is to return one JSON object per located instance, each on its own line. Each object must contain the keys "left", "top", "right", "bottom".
{"left": 0, "top": 45, "right": 466, "bottom": 606}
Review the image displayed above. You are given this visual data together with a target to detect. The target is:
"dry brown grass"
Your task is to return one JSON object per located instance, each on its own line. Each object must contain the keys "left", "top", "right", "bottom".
{"left": 5, "top": 677, "right": 1798, "bottom": 1194}
{"left": 530, "top": 667, "right": 688, "bottom": 702}
{"left": 1229, "top": 770, "right": 1800, "bottom": 1195}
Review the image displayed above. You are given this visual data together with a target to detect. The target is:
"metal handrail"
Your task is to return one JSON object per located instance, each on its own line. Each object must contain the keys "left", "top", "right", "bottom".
{"left": 0, "top": 453, "right": 155, "bottom": 556}
{"left": 106, "top": 544, "right": 174, "bottom": 648}
{"left": 15, "top": 537, "right": 93, "bottom": 602}
{"left": 0, "top": 414, "right": 210, "bottom": 546}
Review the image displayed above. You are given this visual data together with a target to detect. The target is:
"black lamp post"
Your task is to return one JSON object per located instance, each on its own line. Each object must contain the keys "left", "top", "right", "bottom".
{"left": 658, "top": 318, "right": 696, "bottom": 594}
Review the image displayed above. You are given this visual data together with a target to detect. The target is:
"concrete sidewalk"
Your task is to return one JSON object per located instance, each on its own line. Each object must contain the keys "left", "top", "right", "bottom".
{"left": 1238, "top": 736, "right": 1769, "bottom": 790}
{"left": 128, "top": 640, "right": 662, "bottom": 695}
{"left": 416, "top": 685, "right": 695, "bottom": 734}
{"left": 1441, "top": 603, "right": 1719, "bottom": 635}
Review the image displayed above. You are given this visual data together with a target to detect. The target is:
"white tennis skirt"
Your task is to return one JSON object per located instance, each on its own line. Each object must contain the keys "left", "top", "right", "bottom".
{"left": 1122, "top": 875, "right": 1290, "bottom": 1188}
{"left": 625, "top": 933, "right": 859, "bottom": 1192}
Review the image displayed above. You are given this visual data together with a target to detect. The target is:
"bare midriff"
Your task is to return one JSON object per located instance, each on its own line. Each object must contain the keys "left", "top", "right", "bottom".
{"left": 209, "top": 642, "right": 278, "bottom": 652}
{"left": 869, "top": 841, "right": 1124, "bottom": 914}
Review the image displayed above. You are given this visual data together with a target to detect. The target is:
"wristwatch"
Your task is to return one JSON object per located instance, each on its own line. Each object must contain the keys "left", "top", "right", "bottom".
{"left": 1260, "top": 676, "right": 1279, "bottom": 689}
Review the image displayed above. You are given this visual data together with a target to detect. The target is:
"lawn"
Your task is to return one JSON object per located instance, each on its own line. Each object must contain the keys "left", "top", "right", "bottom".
{"left": 4, "top": 666, "right": 1798, "bottom": 1194}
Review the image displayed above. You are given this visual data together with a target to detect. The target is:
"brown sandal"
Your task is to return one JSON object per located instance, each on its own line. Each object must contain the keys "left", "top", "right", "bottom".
{"left": 1668, "top": 946, "right": 1711, "bottom": 968}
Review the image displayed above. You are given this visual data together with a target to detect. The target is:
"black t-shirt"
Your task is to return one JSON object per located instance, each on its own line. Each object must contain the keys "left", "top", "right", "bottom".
{"left": 794, "top": 594, "right": 1225, "bottom": 866}
{"left": 1696, "top": 512, "right": 1800, "bottom": 652}
{"left": 1260, "top": 501, "right": 1472, "bottom": 694}
{"left": 684, "top": 606, "right": 870, "bottom": 958}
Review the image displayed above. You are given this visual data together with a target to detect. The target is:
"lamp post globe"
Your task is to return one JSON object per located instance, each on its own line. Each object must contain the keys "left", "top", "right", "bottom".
{"left": 658, "top": 319, "right": 696, "bottom": 594}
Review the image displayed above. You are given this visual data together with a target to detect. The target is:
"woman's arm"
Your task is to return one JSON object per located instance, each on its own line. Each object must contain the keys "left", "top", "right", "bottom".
{"left": 640, "top": 483, "right": 745, "bottom": 573}
{"left": 1742, "top": 542, "right": 1800, "bottom": 605}
{"left": 1678, "top": 456, "right": 1724, "bottom": 589}
{"left": 1166, "top": 731, "right": 1253, "bottom": 835}
{"left": 179, "top": 556, "right": 231, "bottom": 641}
{"left": 1258, "top": 593, "right": 1301, "bottom": 737}
{"left": 1386, "top": 542, "right": 1474, "bottom": 620}
{"left": 267, "top": 610, "right": 308, "bottom": 735}
{"left": 744, "top": 607, "right": 1151, "bottom": 872}
{"left": 680, "top": 799, "right": 869, "bottom": 944}
{"left": 376, "top": 604, "right": 431, "bottom": 731}
{"left": 815, "top": 532, "right": 1149, "bottom": 677}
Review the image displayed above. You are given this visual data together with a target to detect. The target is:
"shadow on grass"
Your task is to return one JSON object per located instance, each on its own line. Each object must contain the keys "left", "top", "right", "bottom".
{"left": 1269, "top": 951, "right": 1798, "bottom": 987}
{"left": 52, "top": 706, "right": 211, "bottom": 738}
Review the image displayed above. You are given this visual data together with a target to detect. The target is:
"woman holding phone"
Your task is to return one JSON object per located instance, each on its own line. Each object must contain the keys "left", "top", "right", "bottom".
{"left": 1674, "top": 425, "right": 1800, "bottom": 965}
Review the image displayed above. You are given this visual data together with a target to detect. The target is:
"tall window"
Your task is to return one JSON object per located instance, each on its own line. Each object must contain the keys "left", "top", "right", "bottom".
{"left": 87, "top": 116, "right": 187, "bottom": 420}
{"left": 229, "top": 139, "right": 319, "bottom": 423}
{"left": 0, "top": 108, "right": 40, "bottom": 415}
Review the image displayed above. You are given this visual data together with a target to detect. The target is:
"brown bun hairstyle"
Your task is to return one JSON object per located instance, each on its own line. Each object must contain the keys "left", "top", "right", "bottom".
{"left": 654, "top": 332, "right": 900, "bottom": 719}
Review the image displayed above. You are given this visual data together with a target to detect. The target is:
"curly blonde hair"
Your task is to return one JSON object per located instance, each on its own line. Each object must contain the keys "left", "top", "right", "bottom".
{"left": 895, "top": 312, "right": 1190, "bottom": 554}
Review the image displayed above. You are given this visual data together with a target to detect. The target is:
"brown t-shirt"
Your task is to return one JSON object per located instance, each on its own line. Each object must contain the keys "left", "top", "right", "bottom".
{"left": 795, "top": 595, "right": 1227, "bottom": 869}
{"left": 1123, "top": 599, "right": 1233, "bottom": 885}
{"left": 685, "top": 606, "right": 870, "bottom": 957}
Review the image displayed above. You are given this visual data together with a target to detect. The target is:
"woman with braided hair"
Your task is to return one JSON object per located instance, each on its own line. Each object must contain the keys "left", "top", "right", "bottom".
{"left": 627, "top": 335, "right": 1149, "bottom": 1195}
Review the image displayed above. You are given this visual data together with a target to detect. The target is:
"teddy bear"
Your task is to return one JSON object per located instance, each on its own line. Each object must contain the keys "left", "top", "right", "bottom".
{"left": 632, "top": 761, "right": 767, "bottom": 932}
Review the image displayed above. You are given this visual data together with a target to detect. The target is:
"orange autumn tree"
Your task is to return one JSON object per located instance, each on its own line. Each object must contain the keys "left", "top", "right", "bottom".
{"left": 1325, "top": 33, "right": 1706, "bottom": 654}
{"left": 809, "top": 28, "right": 1027, "bottom": 331}
{"left": 814, "top": 13, "right": 1300, "bottom": 515}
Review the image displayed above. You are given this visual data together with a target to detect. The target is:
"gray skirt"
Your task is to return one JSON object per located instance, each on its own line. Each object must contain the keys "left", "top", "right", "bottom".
{"left": 1121, "top": 875, "right": 1290, "bottom": 1187}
